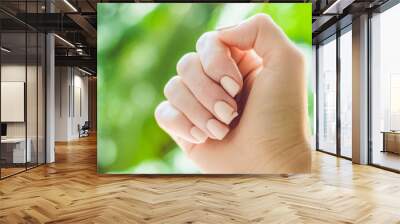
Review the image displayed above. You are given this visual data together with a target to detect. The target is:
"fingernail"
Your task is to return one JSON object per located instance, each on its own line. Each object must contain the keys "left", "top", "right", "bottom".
{"left": 214, "top": 101, "right": 238, "bottom": 124}
{"left": 216, "top": 24, "right": 237, "bottom": 31}
{"left": 220, "top": 76, "right": 240, "bottom": 97}
{"left": 206, "top": 119, "right": 229, "bottom": 140}
{"left": 190, "top": 126, "right": 207, "bottom": 143}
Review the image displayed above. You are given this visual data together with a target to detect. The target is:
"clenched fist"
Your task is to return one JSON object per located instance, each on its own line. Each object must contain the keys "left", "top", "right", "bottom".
{"left": 155, "top": 14, "right": 311, "bottom": 174}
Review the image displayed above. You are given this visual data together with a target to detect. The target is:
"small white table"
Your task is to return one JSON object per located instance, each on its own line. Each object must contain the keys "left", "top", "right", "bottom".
{"left": 1, "top": 138, "right": 31, "bottom": 163}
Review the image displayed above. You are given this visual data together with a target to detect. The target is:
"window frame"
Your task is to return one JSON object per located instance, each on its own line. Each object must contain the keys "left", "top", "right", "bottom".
{"left": 368, "top": 0, "right": 400, "bottom": 173}
{"left": 315, "top": 24, "right": 352, "bottom": 160}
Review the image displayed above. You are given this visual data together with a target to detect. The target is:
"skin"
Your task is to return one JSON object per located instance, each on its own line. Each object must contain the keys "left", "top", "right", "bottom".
{"left": 154, "top": 14, "right": 311, "bottom": 174}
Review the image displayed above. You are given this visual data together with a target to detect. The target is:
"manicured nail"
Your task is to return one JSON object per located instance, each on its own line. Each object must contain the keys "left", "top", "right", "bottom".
{"left": 214, "top": 101, "right": 238, "bottom": 124}
{"left": 190, "top": 127, "right": 207, "bottom": 143}
{"left": 220, "top": 76, "right": 240, "bottom": 97}
{"left": 206, "top": 119, "right": 229, "bottom": 140}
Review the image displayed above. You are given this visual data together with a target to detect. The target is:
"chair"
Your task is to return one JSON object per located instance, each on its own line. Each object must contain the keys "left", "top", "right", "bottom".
{"left": 79, "top": 121, "right": 90, "bottom": 138}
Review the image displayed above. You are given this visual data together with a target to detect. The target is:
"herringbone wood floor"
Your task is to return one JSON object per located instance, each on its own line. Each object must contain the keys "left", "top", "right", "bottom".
{"left": 1, "top": 135, "right": 400, "bottom": 224}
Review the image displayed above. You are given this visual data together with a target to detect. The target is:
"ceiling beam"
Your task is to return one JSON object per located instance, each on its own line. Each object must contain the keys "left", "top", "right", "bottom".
{"left": 12, "top": 13, "right": 82, "bottom": 32}
{"left": 55, "top": 55, "right": 96, "bottom": 72}
{"left": 312, "top": 15, "right": 335, "bottom": 33}
{"left": 67, "top": 13, "right": 97, "bottom": 40}
{"left": 322, "top": 0, "right": 356, "bottom": 14}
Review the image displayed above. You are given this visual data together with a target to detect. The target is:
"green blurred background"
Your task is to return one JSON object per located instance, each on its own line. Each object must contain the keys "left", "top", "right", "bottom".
{"left": 98, "top": 3, "right": 312, "bottom": 174}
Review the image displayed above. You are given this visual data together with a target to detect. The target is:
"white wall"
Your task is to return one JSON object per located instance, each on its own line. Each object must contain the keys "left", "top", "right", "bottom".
{"left": 1, "top": 82, "right": 25, "bottom": 122}
{"left": 72, "top": 73, "right": 89, "bottom": 138}
{"left": 1, "top": 65, "right": 27, "bottom": 141}
{"left": 55, "top": 67, "right": 89, "bottom": 141}
{"left": 55, "top": 66, "right": 69, "bottom": 141}
{"left": 1, "top": 65, "right": 40, "bottom": 137}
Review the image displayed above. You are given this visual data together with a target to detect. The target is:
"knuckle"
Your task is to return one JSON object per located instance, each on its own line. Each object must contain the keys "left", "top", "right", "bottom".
{"left": 254, "top": 14, "right": 272, "bottom": 25}
{"left": 154, "top": 102, "right": 180, "bottom": 132}
{"left": 154, "top": 101, "right": 169, "bottom": 125}
{"left": 254, "top": 14, "right": 287, "bottom": 46}
{"left": 202, "top": 53, "right": 222, "bottom": 74}
{"left": 154, "top": 101, "right": 170, "bottom": 129}
{"left": 163, "top": 76, "right": 182, "bottom": 100}
{"left": 176, "top": 52, "right": 198, "bottom": 75}
{"left": 196, "top": 31, "right": 217, "bottom": 51}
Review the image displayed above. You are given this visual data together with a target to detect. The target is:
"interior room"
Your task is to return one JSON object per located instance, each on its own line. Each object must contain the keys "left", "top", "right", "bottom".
{"left": 0, "top": 12, "right": 46, "bottom": 178}
{"left": 370, "top": 3, "right": 400, "bottom": 171}
{"left": 0, "top": 0, "right": 399, "bottom": 223}
{"left": 314, "top": 0, "right": 400, "bottom": 172}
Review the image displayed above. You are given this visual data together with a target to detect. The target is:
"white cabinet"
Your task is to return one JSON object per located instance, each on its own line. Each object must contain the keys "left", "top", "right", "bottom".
{"left": 1, "top": 138, "right": 32, "bottom": 163}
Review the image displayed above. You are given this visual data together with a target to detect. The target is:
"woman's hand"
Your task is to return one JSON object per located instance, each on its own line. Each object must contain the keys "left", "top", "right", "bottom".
{"left": 155, "top": 14, "right": 311, "bottom": 174}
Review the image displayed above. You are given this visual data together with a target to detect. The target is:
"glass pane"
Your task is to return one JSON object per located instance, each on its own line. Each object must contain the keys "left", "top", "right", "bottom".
{"left": 26, "top": 0, "right": 39, "bottom": 169}
{"left": 371, "top": 4, "right": 400, "bottom": 171}
{"left": 311, "top": 45, "right": 317, "bottom": 150}
{"left": 1, "top": 30, "right": 27, "bottom": 177}
{"left": 318, "top": 38, "right": 337, "bottom": 154}
{"left": 0, "top": 1, "right": 46, "bottom": 178}
{"left": 340, "top": 30, "right": 352, "bottom": 158}
{"left": 38, "top": 33, "right": 45, "bottom": 165}
{"left": 27, "top": 31, "right": 38, "bottom": 169}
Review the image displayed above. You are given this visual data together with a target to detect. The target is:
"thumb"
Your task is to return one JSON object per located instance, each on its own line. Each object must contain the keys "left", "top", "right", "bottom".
{"left": 217, "top": 14, "right": 289, "bottom": 61}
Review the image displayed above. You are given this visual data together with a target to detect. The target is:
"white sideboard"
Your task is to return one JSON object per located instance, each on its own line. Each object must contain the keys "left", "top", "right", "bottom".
{"left": 1, "top": 138, "right": 32, "bottom": 163}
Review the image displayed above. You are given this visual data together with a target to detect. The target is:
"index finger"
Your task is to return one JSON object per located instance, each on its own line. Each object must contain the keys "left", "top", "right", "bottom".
{"left": 196, "top": 31, "right": 243, "bottom": 97}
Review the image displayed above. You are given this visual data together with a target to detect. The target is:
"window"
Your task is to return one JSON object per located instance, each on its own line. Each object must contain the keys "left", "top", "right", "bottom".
{"left": 339, "top": 29, "right": 352, "bottom": 158}
{"left": 0, "top": 1, "right": 47, "bottom": 179}
{"left": 318, "top": 37, "right": 337, "bottom": 154}
{"left": 371, "top": 3, "right": 400, "bottom": 171}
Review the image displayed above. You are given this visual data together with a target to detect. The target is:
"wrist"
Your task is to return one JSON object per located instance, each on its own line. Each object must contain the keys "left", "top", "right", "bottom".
{"left": 254, "top": 138, "right": 312, "bottom": 174}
